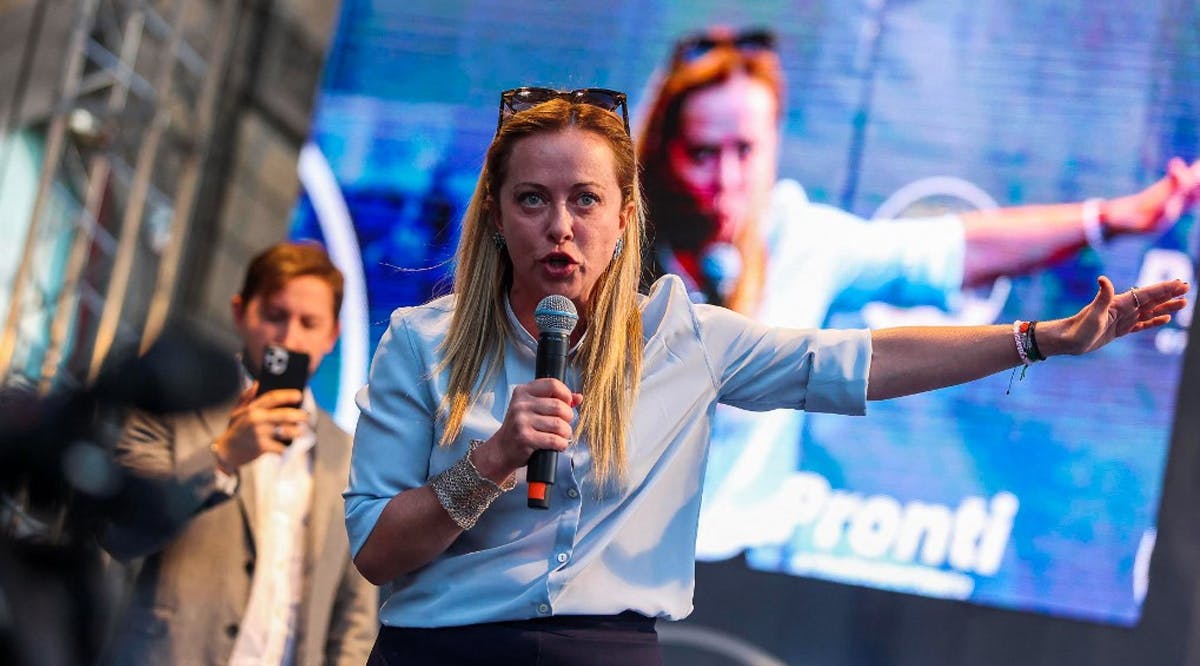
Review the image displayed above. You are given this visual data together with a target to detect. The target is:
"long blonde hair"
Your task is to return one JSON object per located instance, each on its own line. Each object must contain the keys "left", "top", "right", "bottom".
{"left": 438, "top": 98, "right": 645, "bottom": 488}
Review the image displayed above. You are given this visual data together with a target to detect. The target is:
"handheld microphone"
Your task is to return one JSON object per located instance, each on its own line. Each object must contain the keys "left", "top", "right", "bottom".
{"left": 527, "top": 294, "right": 579, "bottom": 509}
{"left": 699, "top": 242, "right": 743, "bottom": 306}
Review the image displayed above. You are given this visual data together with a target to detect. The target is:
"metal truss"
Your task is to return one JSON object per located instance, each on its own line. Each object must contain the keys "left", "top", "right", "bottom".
{"left": 0, "top": 0, "right": 239, "bottom": 393}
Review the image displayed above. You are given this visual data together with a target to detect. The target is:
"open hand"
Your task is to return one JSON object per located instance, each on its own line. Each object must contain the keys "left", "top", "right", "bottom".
{"left": 1049, "top": 276, "right": 1189, "bottom": 356}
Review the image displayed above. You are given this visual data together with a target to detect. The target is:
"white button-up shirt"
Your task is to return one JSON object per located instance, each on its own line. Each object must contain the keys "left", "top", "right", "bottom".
{"left": 227, "top": 393, "right": 317, "bottom": 666}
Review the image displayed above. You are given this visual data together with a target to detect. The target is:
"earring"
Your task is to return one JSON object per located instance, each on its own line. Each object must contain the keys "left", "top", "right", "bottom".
{"left": 492, "top": 232, "right": 507, "bottom": 251}
{"left": 612, "top": 237, "right": 624, "bottom": 260}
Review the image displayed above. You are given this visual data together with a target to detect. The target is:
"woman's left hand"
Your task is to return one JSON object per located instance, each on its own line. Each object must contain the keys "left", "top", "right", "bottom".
{"left": 1042, "top": 276, "right": 1189, "bottom": 356}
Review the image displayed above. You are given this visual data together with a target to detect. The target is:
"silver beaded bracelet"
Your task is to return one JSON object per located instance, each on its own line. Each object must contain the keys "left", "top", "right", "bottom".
{"left": 429, "top": 439, "right": 516, "bottom": 530}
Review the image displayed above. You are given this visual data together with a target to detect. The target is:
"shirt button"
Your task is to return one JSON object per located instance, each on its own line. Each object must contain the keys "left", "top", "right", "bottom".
{"left": 566, "top": 488, "right": 579, "bottom": 499}
{"left": 537, "top": 603, "right": 550, "bottom": 614}
{"left": 556, "top": 552, "right": 568, "bottom": 563}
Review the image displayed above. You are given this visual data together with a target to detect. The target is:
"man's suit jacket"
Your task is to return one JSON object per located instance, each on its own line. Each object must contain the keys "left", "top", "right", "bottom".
{"left": 101, "top": 398, "right": 378, "bottom": 666}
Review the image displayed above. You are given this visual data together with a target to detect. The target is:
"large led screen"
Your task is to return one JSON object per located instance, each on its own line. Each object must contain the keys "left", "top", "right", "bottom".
{"left": 291, "top": 0, "right": 1198, "bottom": 625}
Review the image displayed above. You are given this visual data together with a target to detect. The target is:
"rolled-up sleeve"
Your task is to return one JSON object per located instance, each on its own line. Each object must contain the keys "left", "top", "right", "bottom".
{"left": 695, "top": 303, "right": 871, "bottom": 416}
{"left": 344, "top": 307, "right": 439, "bottom": 558}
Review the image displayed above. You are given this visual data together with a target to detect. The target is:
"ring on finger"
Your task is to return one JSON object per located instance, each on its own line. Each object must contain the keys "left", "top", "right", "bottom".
{"left": 272, "top": 424, "right": 285, "bottom": 440}
{"left": 1129, "top": 287, "right": 1141, "bottom": 310}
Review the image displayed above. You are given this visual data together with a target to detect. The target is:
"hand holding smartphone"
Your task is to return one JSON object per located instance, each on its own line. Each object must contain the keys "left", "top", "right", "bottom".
{"left": 256, "top": 345, "right": 310, "bottom": 444}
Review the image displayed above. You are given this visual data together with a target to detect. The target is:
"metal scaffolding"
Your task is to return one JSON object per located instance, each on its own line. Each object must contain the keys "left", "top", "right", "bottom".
{"left": 0, "top": 0, "right": 239, "bottom": 394}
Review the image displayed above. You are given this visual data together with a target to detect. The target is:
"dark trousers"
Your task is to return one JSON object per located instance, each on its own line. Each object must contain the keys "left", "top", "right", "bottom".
{"left": 367, "top": 612, "right": 663, "bottom": 666}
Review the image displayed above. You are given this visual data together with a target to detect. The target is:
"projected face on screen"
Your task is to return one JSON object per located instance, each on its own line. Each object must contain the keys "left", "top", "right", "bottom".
{"left": 290, "top": 1, "right": 1197, "bottom": 628}
{"left": 664, "top": 75, "right": 779, "bottom": 244}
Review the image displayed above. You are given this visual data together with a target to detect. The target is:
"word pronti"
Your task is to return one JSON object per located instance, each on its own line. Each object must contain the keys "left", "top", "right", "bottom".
{"left": 783, "top": 472, "right": 1018, "bottom": 576}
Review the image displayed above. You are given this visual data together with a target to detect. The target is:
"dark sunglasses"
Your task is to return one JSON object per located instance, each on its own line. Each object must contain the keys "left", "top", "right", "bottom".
{"left": 671, "top": 28, "right": 777, "bottom": 66}
{"left": 496, "top": 87, "right": 630, "bottom": 136}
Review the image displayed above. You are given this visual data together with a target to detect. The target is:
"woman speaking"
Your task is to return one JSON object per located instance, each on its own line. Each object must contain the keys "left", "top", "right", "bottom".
{"left": 344, "top": 87, "right": 1188, "bottom": 665}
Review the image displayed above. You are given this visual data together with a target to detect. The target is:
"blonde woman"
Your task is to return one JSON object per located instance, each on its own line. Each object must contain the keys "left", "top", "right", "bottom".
{"left": 344, "top": 87, "right": 1188, "bottom": 665}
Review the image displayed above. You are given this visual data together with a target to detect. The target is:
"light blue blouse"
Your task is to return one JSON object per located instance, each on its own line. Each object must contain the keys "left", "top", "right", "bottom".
{"left": 345, "top": 275, "right": 872, "bottom": 627}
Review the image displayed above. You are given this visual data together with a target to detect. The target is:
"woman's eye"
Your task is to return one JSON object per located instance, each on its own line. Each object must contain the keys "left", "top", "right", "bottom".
{"left": 577, "top": 192, "right": 600, "bottom": 207}
{"left": 517, "top": 192, "right": 545, "bottom": 206}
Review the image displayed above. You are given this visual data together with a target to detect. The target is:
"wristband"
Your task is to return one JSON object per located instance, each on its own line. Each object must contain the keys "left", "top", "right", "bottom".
{"left": 1012, "top": 320, "right": 1045, "bottom": 366}
{"left": 1012, "top": 320, "right": 1032, "bottom": 366}
{"left": 429, "top": 439, "right": 517, "bottom": 530}
{"left": 1026, "top": 320, "right": 1045, "bottom": 362}
{"left": 1082, "top": 198, "right": 1107, "bottom": 250}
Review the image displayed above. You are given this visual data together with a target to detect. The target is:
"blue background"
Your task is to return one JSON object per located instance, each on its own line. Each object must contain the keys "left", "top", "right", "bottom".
{"left": 291, "top": 0, "right": 1199, "bottom": 626}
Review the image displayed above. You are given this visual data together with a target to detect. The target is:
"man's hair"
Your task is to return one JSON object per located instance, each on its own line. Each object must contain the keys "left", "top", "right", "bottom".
{"left": 238, "top": 241, "right": 345, "bottom": 318}
{"left": 439, "top": 97, "right": 645, "bottom": 488}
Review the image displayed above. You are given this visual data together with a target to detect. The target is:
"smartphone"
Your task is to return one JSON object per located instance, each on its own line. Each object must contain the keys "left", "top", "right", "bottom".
{"left": 256, "top": 345, "right": 309, "bottom": 445}
{"left": 256, "top": 345, "right": 310, "bottom": 402}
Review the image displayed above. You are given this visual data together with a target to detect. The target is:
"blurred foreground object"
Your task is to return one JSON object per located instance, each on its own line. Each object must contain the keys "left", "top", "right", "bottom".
{"left": 0, "top": 327, "right": 238, "bottom": 666}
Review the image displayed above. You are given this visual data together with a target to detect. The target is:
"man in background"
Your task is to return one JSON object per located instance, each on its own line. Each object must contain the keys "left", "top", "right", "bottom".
{"left": 101, "top": 241, "right": 377, "bottom": 665}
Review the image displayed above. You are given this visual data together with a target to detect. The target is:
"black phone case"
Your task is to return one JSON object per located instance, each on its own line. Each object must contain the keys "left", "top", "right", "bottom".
{"left": 256, "top": 345, "right": 310, "bottom": 399}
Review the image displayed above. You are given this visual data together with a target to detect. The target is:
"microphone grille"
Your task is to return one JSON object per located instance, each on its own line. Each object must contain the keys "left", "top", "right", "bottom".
{"left": 534, "top": 295, "right": 579, "bottom": 335}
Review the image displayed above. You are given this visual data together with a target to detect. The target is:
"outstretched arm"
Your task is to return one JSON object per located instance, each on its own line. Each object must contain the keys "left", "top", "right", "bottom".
{"left": 960, "top": 158, "right": 1200, "bottom": 287}
{"left": 867, "top": 277, "right": 1189, "bottom": 400}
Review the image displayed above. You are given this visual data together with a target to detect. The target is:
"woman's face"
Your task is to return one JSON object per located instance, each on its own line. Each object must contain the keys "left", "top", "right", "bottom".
{"left": 665, "top": 75, "right": 779, "bottom": 244}
{"left": 496, "top": 128, "right": 630, "bottom": 320}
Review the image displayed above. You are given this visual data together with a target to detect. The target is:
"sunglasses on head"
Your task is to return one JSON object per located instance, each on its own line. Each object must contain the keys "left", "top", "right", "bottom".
{"left": 671, "top": 28, "right": 777, "bottom": 66}
{"left": 496, "top": 87, "right": 630, "bottom": 136}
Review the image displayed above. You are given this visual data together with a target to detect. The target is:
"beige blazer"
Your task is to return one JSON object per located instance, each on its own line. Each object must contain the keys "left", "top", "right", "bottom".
{"left": 101, "top": 400, "right": 377, "bottom": 665}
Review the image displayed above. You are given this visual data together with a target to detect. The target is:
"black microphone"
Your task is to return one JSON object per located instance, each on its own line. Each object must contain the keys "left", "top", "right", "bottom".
{"left": 699, "top": 242, "right": 743, "bottom": 307}
{"left": 527, "top": 294, "right": 579, "bottom": 509}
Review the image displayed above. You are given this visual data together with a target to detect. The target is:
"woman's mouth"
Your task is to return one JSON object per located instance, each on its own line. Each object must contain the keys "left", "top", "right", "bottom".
{"left": 541, "top": 253, "right": 577, "bottom": 278}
